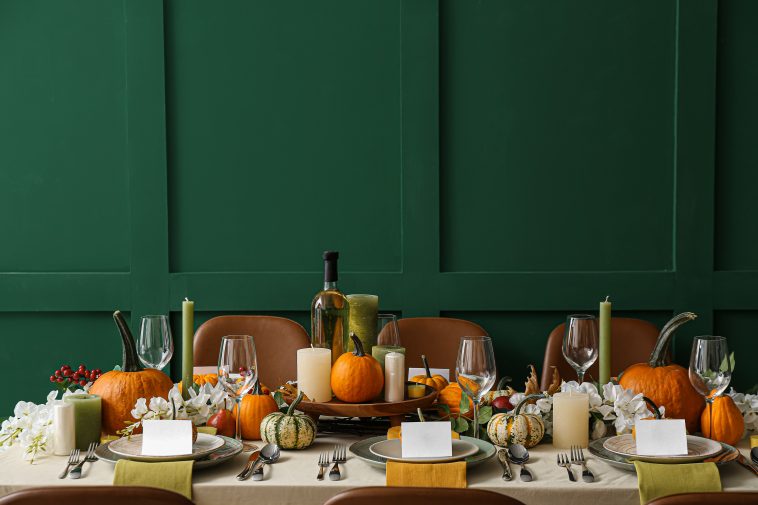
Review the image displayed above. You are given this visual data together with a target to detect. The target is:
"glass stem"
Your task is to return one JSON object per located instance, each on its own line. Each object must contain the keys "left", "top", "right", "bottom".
{"left": 472, "top": 399, "right": 480, "bottom": 439}
{"left": 577, "top": 370, "right": 585, "bottom": 384}
{"left": 235, "top": 396, "right": 242, "bottom": 442}
{"left": 707, "top": 398, "right": 714, "bottom": 439}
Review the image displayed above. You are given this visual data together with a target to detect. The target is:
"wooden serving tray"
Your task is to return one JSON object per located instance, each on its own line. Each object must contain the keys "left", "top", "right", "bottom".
{"left": 283, "top": 383, "right": 438, "bottom": 427}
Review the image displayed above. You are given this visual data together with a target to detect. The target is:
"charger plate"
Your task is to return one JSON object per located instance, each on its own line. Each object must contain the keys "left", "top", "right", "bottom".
{"left": 108, "top": 433, "right": 225, "bottom": 462}
{"left": 350, "top": 436, "right": 495, "bottom": 468}
{"left": 96, "top": 435, "right": 243, "bottom": 469}
{"left": 369, "top": 438, "right": 479, "bottom": 463}
{"left": 603, "top": 434, "right": 721, "bottom": 463}
{"left": 590, "top": 436, "right": 737, "bottom": 471}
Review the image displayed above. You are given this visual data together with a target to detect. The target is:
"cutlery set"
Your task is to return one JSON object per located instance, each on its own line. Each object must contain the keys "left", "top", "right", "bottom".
{"left": 556, "top": 447, "right": 595, "bottom": 483}
{"left": 236, "top": 443, "right": 280, "bottom": 481}
{"left": 59, "top": 442, "right": 99, "bottom": 479}
{"left": 317, "top": 444, "right": 347, "bottom": 481}
{"left": 499, "top": 443, "right": 596, "bottom": 483}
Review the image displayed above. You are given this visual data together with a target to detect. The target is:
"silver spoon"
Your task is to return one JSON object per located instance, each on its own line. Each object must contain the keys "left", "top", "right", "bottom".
{"left": 507, "top": 444, "right": 533, "bottom": 482}
{"left": 251, "top": 443, "right": 281, "bottom": 481}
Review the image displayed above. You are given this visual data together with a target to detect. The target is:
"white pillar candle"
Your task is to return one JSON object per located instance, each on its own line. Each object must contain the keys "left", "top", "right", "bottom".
{"left": 552, "top": 391, "right": 589, "bottom": 449}
{"left": 53, "top": 403, "right": 75, "bottom": 456}
{"left": 297, "top": 348, "right": 332, "bottom": 402}
{"left": 384, "top": 352, "right": 405, "bottom": 403}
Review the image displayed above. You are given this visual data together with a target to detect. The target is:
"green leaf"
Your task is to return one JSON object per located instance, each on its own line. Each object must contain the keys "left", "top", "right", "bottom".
{"left": 477, "top": 405, "right": 492, "bottom": 425}
{"left": 437, "top": 403, "right": 451, "bottom": 415}
{"left": 459, "top": 392, "right": 470, "bottom": 415}
{"left": 454, "top": 417, "right": 469, "bottom": 433}
{"left": 719, "top": 352, "right": 735, "bottom": 373}
{"left": 273, "top": 391, "right": 285, "bottom": 408}
{"left": 112, "top": 364, "right": 122, "bottom": 371}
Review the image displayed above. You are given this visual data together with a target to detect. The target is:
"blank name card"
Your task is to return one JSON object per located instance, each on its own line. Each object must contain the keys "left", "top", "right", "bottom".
{"left": 401, "top": 422, "right": 453, "bottom": 458}
{"left": 408, "top": 368, "right": 450, "bottom": 381}
{"left": 141, "top": 420, "right": 193, "bottom": 456}
{"left": 635, "top": 419, "right": 688, "bottom": 456}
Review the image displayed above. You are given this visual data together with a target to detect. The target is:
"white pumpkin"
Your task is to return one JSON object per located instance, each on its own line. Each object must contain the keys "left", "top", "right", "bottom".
{"left": 260, "top": 392, "right": 316, "bottom": 450}
{"left": 486, "top": 394, "right": 545, "bottom": 448}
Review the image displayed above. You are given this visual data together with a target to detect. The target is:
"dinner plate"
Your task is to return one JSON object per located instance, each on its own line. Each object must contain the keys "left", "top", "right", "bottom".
{"left": 589, "top": 437, "right": 737, "bottom": 472}
{"left": 97, "top": 435, "right": 243, "bottom": 469}
{"left": 602, "top": 434, "right": 722, "bottom": 463}
{"left": 369, "top": 438, "right": 479, "bottom": 463}
{"left": 108, "top": 433, "right": 226, "bottom": 462}
{"left": 351, "top": 436, "right": 495, "bottom": 468}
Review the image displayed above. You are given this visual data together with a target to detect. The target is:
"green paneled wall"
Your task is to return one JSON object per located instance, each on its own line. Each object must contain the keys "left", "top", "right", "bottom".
{"left": 1, "top": 0, "right": 756, "bottom": 416}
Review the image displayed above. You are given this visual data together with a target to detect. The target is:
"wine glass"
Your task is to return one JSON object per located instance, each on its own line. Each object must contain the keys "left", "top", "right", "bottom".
{"left": 562, "top": 314, "right": 599, "bottom": 383}
{"left": 137, "top": 315, "right": 173, "bottom": 370}
{"left": 372, "top": 314, "right": 405, "bottom": 370}
{"left": 456, "top": 336, "right": 497, "bottom": 439}
{"left": 689, "top": 336, "right": 731, "bottom": 440}
{"left": 217, "top": 335, "right": 257, "bottom": 444}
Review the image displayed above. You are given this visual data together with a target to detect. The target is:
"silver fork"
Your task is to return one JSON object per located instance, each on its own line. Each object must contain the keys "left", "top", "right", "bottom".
{"left": 329, "top": 444, "right": 346, "bottom": 481}
{"left": 317, "top": 452, "right": 330, "bottom": 481}
{"left": 570, "top": 445, "right": 594, "bottom": 483}
{"left": 58, "top": 449, "right": 80, "bottom": 479}
{"left": 69, "top": 442, "right": 98, "bottom": 479}
{"left": 557, "top": 453, "right": 576, "bottom": 482}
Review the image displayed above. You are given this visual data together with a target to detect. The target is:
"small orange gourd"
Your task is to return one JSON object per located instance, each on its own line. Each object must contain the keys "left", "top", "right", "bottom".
{"left": 330, "top": 333, "right": 384, "bottom": 403}
{"left": 410, "top": 355, "right": 449, "bottom": 392}
{"left": 234, "top": 380, "right": 279, "bottom": 440}
{"left": 701, "top": 395, "right": 744, "bottom": 446}
{"left": 437, "top": 383, "right": 474, "bottom": 420}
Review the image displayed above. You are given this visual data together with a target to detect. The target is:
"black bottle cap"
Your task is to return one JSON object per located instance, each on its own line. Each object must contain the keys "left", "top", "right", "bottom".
{"left": 323, "top": 251, "right": 339, "bottom": 261}
{"left": 323, "top": 251, "right": 339, "bottom": 282}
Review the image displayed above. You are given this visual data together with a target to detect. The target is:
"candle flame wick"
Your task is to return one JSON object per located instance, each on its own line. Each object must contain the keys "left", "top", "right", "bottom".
{"left": 604, "top": 295, "right": 610, "bottom": 302}
{"left": 184, "top": 297, "right": 189, "bottom": 302}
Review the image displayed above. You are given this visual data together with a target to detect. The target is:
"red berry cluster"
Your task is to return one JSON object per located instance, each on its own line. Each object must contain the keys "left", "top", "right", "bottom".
{"left": 49, "top": 364, "right": 103, "bottom": 388}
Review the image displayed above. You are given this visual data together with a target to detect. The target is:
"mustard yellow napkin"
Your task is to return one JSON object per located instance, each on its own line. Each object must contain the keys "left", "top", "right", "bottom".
{"left": 634, "top": 461, "right": 720, "bottom": 504}
{"left": 386, "top": 461, "right": 466, "bottom": 488}
{"left": 113, "top": 460, "right": 193, "bottom": 499}
{"left": 750, "top": 435, "right": 758, "bottom": 449}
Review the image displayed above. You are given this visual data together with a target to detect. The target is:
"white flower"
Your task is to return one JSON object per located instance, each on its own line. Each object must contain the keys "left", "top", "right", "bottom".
{"left": 131, "top": 398, "right": 148, "bottom": 420}
{"left": 727, "top": 388, "right": 758, "bottom": 435}
{"left": 591, "top": 418, "right": 607, "bottom": 440}
{"left": 561, "top": 381, "right": 603, "bottom": 408}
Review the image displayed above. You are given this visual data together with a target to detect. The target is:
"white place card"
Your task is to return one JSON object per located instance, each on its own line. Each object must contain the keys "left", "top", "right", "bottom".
{"left": 408, "top": 368, "right": 450, "bottom": 381}
{"left": 634, "top": 419, "right": 688, "bottom": 456}
{"left": 401, "top": 421, "right": 453, "bottom": 458}
{"left": 141, "top": 420, "right": 193, "bottom": 456}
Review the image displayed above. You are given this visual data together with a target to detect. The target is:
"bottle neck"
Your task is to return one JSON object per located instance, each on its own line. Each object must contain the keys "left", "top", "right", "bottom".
{"left": 323, "top": 281, "right": 338, "bottom": 291}
{"left": 323, "top": 258, "right": 338, "bottom": 286}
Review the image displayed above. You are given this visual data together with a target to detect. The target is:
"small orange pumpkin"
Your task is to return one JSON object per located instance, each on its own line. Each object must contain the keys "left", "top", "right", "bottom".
{"left": 330, "top": 333, "right": 384, "bottom": 403}
{"left": 90, "top": 311, "right": 174, "bottom": 436}
{"left": 178, "top": 373, "right": 219, "bottom": 393}
{"left": 233, "top": 380, "right": 279, "bottom": 440}
{"left": 701, "top": 395, "right": 744, "bottom": 446}
{"left": 437, "top": 383, "right": 474, "bottom": 420}
{"left": 410, "top": 355, "right": 449, "bottom": 392}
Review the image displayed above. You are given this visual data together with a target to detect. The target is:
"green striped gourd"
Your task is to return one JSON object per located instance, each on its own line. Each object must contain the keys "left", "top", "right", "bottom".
{"left": 260, "top": 391, "right": 316, "bottom": 450}
{"left": 486, "top": 394, "right": 545, "bottom": 448}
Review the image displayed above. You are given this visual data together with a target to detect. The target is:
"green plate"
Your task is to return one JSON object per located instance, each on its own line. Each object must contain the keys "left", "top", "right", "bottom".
{"left": 96, "top": 435, "right": 243, "bottom": 470}
{"left": 349, "top": 435, "right": 496, "bottom": 468}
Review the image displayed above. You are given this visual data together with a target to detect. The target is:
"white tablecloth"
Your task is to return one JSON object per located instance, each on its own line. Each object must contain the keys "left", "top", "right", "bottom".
{"left": 0, "top": 436, "right": 755, "bottom": 505}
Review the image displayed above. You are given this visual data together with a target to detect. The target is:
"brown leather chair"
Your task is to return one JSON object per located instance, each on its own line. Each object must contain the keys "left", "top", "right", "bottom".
{"left": 540, "top": 317, "right": 660, "bottom": 389}
{"left": 647, "top": 492, "right": 758, "bottom": 505}
{"left": 194, "top": 315, "right": 310, "bottom": 388}
{"left": 391, "top": 317, "right": 489, "bottom": 373}
{"left": 324, "top": 487, "right": 526, "bottom": 505}
{"left": 0, "top": 487, "right": 193, "bottom": 505}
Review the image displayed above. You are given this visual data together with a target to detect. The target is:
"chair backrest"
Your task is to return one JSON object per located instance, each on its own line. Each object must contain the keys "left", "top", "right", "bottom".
{"left": 395, "top": 317, "right": 489, "bottom": 373}
{"left": 324, "top": 487, "right": 526, "bottom": 505}
{"left": 647, "top": 492, "right": 758, "bottom": 505}
{"left": 540, "top": 317, "right": 660, "bottom": 389}
{"left": 193, "top": 315, "right": 310, "bottom": 388}
{"left": 0, "top": 487, "right": 193, "bottom": 505}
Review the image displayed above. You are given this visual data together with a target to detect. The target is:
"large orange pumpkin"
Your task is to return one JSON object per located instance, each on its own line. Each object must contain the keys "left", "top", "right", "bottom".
{"left": 701, "top": 395, "right": 744, "bottom": 446}
{"left": 619, "top": 312, "right": 704, "bottom": 433}
{"left": 410, "top": 355, "right": 449, "bottom": 392}
{"left": 233, "top": 380, "right": 279, "bottom": 440}
{"left": 330, "top": 333, "right": 384, "bottom": 403}
{"left": 437, "top": 383, "right": 474, "bottom": 420}
{"left": 89, "top": 311, "right": 174, "bottom": 436}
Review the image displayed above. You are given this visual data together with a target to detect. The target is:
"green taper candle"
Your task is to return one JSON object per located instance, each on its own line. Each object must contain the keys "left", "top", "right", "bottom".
{"left": 64, "top": 394, "right": 101, "bottom": 450}
{"left": 182, "top": 298, "right": 195, "bottom": 400}
{"left": 599, "top": 296, "right": 612, "bottom": 384}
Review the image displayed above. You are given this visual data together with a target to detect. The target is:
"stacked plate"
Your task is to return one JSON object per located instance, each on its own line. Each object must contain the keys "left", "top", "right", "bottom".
{"left": 350, "top": 436, "right": 496, "bottom": 467}
{"left": 96, "top": 434, "right": 243, "bottom": 470}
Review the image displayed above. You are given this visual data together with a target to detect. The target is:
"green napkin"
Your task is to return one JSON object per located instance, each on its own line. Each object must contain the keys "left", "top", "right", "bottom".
{"left": 196, "top": 426, "right": 217, "bottom": 435}
{"left": 113, "top": 460, "right": 193, "bottom": 500}
{"left": 634, "top": 461, "right": 721, "bottom": 504}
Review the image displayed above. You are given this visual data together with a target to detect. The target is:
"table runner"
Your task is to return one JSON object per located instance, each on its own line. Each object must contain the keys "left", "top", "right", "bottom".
{"left": 0, "top": 436, "right": 754, "bottom": 505}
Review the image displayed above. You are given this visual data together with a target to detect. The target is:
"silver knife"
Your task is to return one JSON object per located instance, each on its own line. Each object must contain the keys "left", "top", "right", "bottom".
{"left": 497, "top": 449, "right": 513, "bottom": 481}
{"left": 236, "top": 450, "right": 261, "bottom": 480}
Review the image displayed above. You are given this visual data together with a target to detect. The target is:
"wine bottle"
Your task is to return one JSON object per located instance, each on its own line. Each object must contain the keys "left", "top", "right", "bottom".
{"left": 311, "top": 251, "right": 350, "bottom": 364}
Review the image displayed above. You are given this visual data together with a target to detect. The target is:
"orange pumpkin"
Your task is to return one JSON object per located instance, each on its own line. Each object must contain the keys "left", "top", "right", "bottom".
{"left": 89, "top": 311, "right": 174, "bottom": 435}
{"left": 619, "top": 312, "right": 704, "bottom": 433}
{"left": 437, "top": 383, "right": 474, "bottom": 420}
{"left": 178, "top": 373, "right": 218, "bottom": 393}
{"left": 700, "top": 395, "right": 744, "bottom": 446}
{"left": 410, "top": 355, "right": 449, "bottom": 392}
{"left": 330, "top": 333, "right": 384, "bottom": 403}
{"left": 233, "top": 380, "right": 279, "bottom": 440}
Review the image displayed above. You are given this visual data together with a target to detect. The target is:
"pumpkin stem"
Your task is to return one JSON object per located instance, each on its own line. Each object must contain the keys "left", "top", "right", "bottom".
{"left": 350, "top": 333, "right": 365, "bottom": 357}
{"left": 496, "top": 376, "right": 512, "bottom": 391}
{"left": 642, "top": 396, "right": 663, "bottom": 419}
{"left": 648, "top": 312, "right": 697, "bottom": 367}
{"left": 252, "top": 379, "right": 262, "bottom": 396}
{"left": 113, "top": 310, "right": 141, "bottom": 372}
{"left": 514, "top": 394, "right": 545, "bottom": 415}
{"left": 288, "top": 391, "right": 305, "bottom": 415}
{"left": 421, "top": 355, "right": 432, "bottom": 379}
